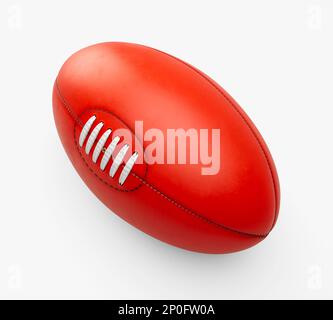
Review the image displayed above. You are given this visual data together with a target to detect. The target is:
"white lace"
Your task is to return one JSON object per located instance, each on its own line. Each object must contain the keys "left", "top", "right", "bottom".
{"left": 79, "top": 116, "right": 139, "bottom": 185}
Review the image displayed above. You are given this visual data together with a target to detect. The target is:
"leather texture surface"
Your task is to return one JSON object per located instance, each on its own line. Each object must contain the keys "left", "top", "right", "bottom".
{"left": 53, "top": 42, "right": 280, "bottom": 253}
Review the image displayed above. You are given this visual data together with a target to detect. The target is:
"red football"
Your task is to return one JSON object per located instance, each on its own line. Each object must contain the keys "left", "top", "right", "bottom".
{"left": 53, "top": 42, "right": 280, "bottom": 254}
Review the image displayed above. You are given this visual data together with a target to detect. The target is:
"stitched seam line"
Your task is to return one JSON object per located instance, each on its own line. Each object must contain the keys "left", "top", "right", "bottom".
{"left": 130, "top": 172, "right": 265, "bottom": 238}
{"left": 55, "top": 78, "right": 267, "bottom": 239}
{"left": 55, "top": 81, "right": 83, "bottom": 126}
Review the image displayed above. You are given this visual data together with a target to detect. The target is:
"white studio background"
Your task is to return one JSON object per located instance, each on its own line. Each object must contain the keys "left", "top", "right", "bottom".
{"left": 0, "top": 0, "right": 332, "bottom": 300}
